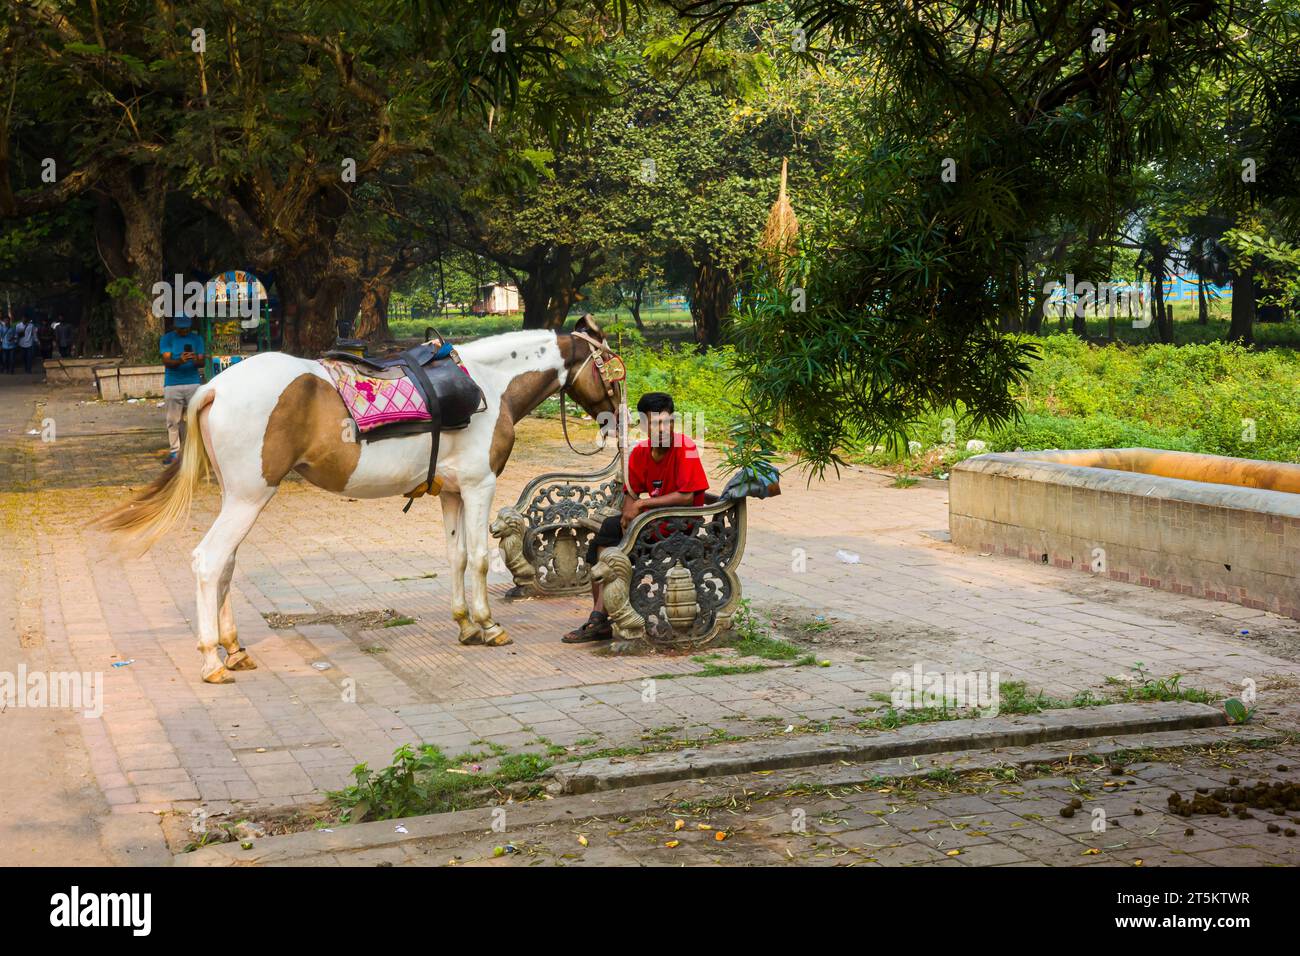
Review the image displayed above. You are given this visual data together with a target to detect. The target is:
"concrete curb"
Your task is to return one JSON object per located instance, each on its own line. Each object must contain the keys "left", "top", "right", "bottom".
{"left": 174, "top": 702, "right": 1250, "bottom": 867}
{"left": 548, "top": 702, "right": 1227, "bottom": 794}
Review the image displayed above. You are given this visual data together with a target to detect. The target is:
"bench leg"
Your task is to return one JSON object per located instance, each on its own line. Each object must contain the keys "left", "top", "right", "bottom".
{"left": 591, "top": 547, "right": 645, "bottom": 643}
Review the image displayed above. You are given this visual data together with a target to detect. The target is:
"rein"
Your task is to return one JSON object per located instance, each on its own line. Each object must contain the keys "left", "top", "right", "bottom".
{"left": 561, "top": 330, "right": 629, "bottom": 485}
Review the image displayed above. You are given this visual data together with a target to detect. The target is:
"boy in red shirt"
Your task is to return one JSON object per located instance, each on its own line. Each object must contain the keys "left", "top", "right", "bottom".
{"left": 562, "top": 392, "right": 708, "bottom": 643}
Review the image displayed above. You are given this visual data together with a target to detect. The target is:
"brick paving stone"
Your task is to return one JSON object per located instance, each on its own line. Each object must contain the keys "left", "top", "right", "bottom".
{"left": 8, "top": 387, "right": 1300, "bottom": 866}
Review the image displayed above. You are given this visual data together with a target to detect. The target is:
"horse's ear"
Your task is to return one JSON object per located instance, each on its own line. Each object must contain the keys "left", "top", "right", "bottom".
{"left": 574, "top": 313, "right": 603, "bottom": 340}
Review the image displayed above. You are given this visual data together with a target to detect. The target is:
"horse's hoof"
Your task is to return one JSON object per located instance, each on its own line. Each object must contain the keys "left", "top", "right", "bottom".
{"left": 458, "top": 629, "right": 484, "bottom": 646}
{"left": 481, "top": 625, "right": 512, "bottom": 647}
{"left": 225, "top": 650, "right": 257, "bottom": 671}
{"left": 202, "top": 666, "right": 236, "bottom": 684}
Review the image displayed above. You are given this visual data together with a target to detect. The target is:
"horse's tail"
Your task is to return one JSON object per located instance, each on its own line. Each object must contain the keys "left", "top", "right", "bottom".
{"left": 94, "top": 385, "right": 215, "bottom": 552}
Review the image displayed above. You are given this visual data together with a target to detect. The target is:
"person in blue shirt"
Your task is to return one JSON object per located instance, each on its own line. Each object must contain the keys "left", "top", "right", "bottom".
{"left": 160, "top": 313, "right": 205, "bottom": 465}
{"left": 16, "top": 313, "right": 39, "bottom": 375}
{"left": 0, "top": 312, "right": 15, "bottom": 374}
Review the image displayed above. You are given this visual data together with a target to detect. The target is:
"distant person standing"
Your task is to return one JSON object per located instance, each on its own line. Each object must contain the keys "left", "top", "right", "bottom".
{"left": 160, "top": 312, "right": 205, "bottom": 466}
{"left": 0, "top": 313, "right": 14, "bottom": 374}
{"left": 54, "top": 316, "right": 75, "bottom": 358}
{"left": 37, "top": 319, "right": 54, "bottom": 360}
{"left": 17, "top": 314, "right": 39, "bottom": 374}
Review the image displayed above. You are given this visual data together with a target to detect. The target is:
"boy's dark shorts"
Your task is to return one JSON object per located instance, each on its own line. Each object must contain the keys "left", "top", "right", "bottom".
{"left": 586, "top": 514, "right": 625, "bottom": 566}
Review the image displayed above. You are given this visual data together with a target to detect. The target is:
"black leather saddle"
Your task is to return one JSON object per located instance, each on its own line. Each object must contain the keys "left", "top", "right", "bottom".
{"left": 322, "top": 344, "right": 485, "bottom": 510}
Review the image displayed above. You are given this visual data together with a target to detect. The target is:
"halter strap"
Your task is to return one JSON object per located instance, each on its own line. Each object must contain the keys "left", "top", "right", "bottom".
{"left": 562, "top": 330, "right": 629, "bottom": 486}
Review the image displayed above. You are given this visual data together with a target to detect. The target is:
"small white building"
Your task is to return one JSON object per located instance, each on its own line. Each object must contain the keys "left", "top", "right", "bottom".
{"left": 474, "top": 282, "right": 520, "bottom": 314}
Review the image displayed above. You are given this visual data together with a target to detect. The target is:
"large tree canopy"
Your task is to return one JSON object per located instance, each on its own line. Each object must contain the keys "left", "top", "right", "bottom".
{"left": 687, "top": 0, "right": 1300, "bottom": 471}
{"left": 4, "top": 0, "right": 1299, "bottom": 474}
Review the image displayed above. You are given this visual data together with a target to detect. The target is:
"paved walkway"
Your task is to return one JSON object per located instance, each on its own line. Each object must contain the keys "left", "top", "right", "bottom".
{"left": 2, "top": 378, "right": 1299, "bottom": 864}
{"left": 221, "top": 739, "right": 1300, "bottom": 868}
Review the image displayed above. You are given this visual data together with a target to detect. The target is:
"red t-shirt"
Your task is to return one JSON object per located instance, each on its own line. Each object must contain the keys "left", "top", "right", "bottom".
{"left": 626, "top": 435, "right": 709, "bottom": 505}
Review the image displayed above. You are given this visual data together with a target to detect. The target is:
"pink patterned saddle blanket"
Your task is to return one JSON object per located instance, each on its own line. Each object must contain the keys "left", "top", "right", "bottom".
{"left": 320, "top": 358, "right": 434, "bottom": 433}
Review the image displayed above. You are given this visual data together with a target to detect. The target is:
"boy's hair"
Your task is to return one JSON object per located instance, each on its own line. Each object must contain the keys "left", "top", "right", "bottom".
{"left": 636, "top": 392, "right": 674, "bottom": 415}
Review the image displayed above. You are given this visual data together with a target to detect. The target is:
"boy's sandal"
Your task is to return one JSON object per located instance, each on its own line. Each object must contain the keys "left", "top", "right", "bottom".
{"left": 562, "top": 611, "right": 613, "bottom": 643}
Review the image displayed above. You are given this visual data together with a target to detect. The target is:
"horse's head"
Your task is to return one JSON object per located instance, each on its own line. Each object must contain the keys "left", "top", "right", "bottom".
{"left": 561, "top": 314, "right": 620, "bottom": 425}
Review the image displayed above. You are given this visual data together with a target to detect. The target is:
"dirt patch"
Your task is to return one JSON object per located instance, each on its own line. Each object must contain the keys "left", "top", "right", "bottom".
{"left": 1058, "top": 577, "right": 1300, "bottom": 664}
{"left": 263, "top": 609, "right": 406, "bottom": 630}
{"left": 759, "top": 602, "right": 961, "bottom": 653}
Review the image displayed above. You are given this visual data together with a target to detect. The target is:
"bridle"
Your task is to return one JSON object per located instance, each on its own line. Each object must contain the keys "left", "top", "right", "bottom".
{"left": 560, "top": 329, "right": 629, "bottom": 484}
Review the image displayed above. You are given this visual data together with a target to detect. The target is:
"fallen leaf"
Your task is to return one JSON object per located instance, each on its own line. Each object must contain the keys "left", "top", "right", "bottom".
{"left": 665, "top": 840, "right": 680, "bottom": 848}
{"left": 674, "top": 819, "right": 685, "bottom": 831}
{"left": 714, "top": 831, "right": 727, "bottom": 841}
{"left": 577, "top": 835, "right": 588, "bottom": 847}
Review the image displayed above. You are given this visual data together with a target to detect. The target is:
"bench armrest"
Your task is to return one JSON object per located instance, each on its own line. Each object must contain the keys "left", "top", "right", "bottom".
{"left": 510, "top": 453, "right": 623, "bottom": 527}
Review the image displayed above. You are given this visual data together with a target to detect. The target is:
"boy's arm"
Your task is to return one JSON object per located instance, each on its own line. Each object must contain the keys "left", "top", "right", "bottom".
{"left": 632, "top": 491, "right": 697, "bottom": 514}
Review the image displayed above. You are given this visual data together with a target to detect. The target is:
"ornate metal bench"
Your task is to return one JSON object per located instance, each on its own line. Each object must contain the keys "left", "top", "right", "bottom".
{"left": 491, "top": 456, "right": 625, "bottom": 596}
{"left": 492, "top": 456, "right": 748, "bottom": 648}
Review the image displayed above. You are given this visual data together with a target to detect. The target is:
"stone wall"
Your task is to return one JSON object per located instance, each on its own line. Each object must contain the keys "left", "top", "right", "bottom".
{"left": 949, "top": 450, "right": 1300, "bottom": 620}
{"left": 94, "top": 365, "right": 165, "bottom": 401}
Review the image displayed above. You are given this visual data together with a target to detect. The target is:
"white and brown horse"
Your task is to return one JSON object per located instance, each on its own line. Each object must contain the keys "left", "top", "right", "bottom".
{"left": 96, "top": 319, "right": 616, "bottom": 683}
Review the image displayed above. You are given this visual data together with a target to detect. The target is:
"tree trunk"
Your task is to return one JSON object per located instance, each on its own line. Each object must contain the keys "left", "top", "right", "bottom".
{"left": 691, "top": 262, "right": 734, "bottom": 348}
{"left": 1000, "top": 262, "right": 1022, "bottom": 333}
{"left": 95, "top": 165, "right": 166, "bottom": 360}
{"left": 1197, "top": 278, "right": 1209, "bottom": 324}
{"left": 353, "top": 279, "right": 392, "bottom": 341}
{"left": 1228, "top": 261, "right": 1255, "bottom": 345}
{"left": 1149, "top": 247, "right": 1174, "bottom": 343}
{"left": 519, "top": 276, "right": 556, "bottom": 330}
{"left": 518, "top": 260, "right": 577, "bottom": 331}
{"left": 1071, "top": 291, "right": 1088, "bottom": 338}
{"left": 628, "top": 280, "right": 646, "bottom": 331}
{"left": 1026, "top": 274, "right": 1046, "bottom": 334}
{"left": 278, "top": 256, "right": 349, "bottom": 354}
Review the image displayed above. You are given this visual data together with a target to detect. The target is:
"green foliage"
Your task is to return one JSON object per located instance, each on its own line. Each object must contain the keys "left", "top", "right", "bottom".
{"left": 617, "top": 332, "right": 1300, "bottom": 469}
{"left": 1223, "top": 698, "right": 1257, "bottom": 724}
{"left": 329, "top": 743, "right": 551, "bottom": 822}
{"left": 859, "top": 335, "right": 1300, "bottom": 467}
{"left": 105, "top": 278, "right": 147, "bottom": 303}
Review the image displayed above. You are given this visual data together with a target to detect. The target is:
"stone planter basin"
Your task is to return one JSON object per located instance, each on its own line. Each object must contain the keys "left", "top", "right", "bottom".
{"left": 950, "top": 448, "right": 1300, "bottom": 620}
{"left": 95, "top": 364, "right": 165, "bottom": 401}
{"left": 47, "top": 358, "right": 123, "bottom": 385}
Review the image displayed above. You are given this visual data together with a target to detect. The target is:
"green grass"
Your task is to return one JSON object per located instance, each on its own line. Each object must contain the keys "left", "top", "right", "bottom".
{"left": 1043, "top": 297, "right": 1300, "bottom": 348}
{"left": 860, "top": 335, "right": 1300, "bottom": 470}
{"left": 855, "top": 678, "right": 1150, "bottom": 730}
{"left": 1105, "top": 664, "right": 1220, "bottom": 704}
{"left": 724, "top": 601, "right": 818, "bottom": 664}
{"left": 650, "top": 661, "right": 772, "bottom": 679}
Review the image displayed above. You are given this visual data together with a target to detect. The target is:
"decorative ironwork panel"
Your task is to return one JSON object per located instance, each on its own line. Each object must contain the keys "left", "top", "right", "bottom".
{"left": 623, "top": 502, "right": 745, "bottom": 647}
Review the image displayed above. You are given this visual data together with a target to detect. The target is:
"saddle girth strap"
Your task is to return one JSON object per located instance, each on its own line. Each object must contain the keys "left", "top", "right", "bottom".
{"left": 399, "top": 351, "right": 442, "bottom": 513}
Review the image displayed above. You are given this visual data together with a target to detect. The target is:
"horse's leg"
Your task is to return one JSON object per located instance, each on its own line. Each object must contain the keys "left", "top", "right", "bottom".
{"left": 192, "top": 492, "right": 273, "bottom": 683}
{"left": 440, "top": 490, "right": 479, "bottom": 644}
{"left": 461, "top": 480, "right": 511, "bottom": 646}
{"left": 217, "top": 572, "right": 255, "bottom": 671}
